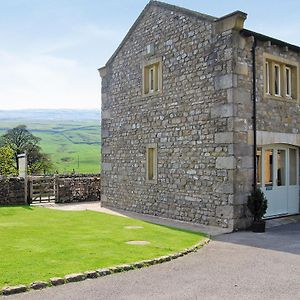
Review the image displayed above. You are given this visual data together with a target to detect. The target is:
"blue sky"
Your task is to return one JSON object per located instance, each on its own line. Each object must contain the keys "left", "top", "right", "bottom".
{"left": 0, "top": 0, "right": 299, "bottom": 110}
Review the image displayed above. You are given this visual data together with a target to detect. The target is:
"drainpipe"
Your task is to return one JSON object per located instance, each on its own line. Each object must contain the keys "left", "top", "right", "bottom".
{"left": 252, "top": 37, "right": 257, "bottom": 191}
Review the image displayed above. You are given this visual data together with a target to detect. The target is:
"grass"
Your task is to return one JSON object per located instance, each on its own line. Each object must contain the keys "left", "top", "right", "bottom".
{"left": 0, "top": 206, "right": 206, "bottom": 288}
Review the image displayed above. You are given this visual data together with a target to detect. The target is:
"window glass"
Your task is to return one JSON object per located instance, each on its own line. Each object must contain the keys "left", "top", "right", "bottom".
{"left": 265, "top": 62, "right": 270, "bottom": 94}
{"left": 285, "top": 67, "right": 292, "bottom": 97}
{"left": 277, "top": 150, "right": 286, "bottom": 186}
{"left": 264, "top": 149, "right": 273, "bottom": 187}
{"left": 256, "top": 148, "right": 262, "bottom": 186}
{"left": 148, "top": 148, "right": 154, "bottom": 180}
{"left": 149, "top": 68, "right": 154, "bottom": 91}
{"left": 289, "top": 148, "right": 297, "bottom": 185}
{"left": 143, "top": 62, "right": 160, "bottom": 95}
{"left": 274, "top": 64, "right": 281, "bottom": 96}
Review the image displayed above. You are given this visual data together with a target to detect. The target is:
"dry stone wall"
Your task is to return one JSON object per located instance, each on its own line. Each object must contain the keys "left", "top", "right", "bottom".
{"left": 56, "top": 174, "right": 101, "bottom": 203}
{"left": 0, "top": 177, "right": 26, "bottom": 205}
{"left": 0, "top": 175, "right": 101, "bottom": 205}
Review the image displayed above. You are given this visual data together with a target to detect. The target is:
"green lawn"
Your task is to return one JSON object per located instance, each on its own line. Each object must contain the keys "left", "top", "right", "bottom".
{"left": 0, "top": 207, "right": 206, "bottom": 288}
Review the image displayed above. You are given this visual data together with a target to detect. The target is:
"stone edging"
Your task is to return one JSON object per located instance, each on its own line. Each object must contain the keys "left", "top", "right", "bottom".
{"left": 0, "top": 238, "right": 210, "bottom": 296}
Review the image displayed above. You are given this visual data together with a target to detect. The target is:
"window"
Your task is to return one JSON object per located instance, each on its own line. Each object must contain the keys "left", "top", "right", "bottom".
{"left": 256, "top": 148, "right": 262, "bottom": 186}
{"left": 263, "top": 54, "right": 299, "bottom": 101}
{"left": 264, "top": 149, "right": 273, "bottom": 187}
{"left": 143, "top": 59, "right": 162, "bottom": 95}
{"left": 265, "top": 62, "right": 270, "bottom": 95}
{"left": 274, "top": 64, "right": 281, "bottom": 96}
{"left": 149, "top": 66, "right": 155, "bottom": 92}
{"left": 146, "top": 144, "right": 157, "bottom": 183}
{"left": 285, "top": 66, "right": 292, "bottom": 97}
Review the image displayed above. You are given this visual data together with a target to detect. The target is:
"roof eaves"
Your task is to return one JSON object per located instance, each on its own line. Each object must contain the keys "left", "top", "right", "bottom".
{"left": 241, "top": 29, "right": 300, "bottom": 53}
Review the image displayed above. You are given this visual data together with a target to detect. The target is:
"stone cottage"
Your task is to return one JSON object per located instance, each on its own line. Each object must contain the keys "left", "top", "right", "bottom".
{"left": 99, "top": 1, "right": 300, "bottom": 230}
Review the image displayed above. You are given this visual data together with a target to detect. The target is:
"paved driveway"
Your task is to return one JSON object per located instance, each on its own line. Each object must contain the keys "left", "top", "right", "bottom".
{"left": 7, "top": 221, "right": 300, "bottom": 300}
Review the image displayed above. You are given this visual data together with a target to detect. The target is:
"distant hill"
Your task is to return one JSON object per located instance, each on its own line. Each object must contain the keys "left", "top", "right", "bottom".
{"left": 0, "top": 109, "right": 100, "bottom": 121}
{"left": 0, "top": 109, "right": 101, "bottom": 174}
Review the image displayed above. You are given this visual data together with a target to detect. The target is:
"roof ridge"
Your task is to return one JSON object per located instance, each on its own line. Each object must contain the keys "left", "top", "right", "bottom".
{"left": 150, "top": 1, "right": 217, "bottom": 22}
{"left": 99, "top": 1, "right": 217, "bottom": 69}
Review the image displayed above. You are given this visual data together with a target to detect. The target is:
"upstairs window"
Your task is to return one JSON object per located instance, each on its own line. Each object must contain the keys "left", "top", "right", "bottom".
{"left": 143, "top": 59, "right": 162, "bottom": 96}
{"left": 274, "top": 64, "right": 281, "bottom": 96}
{"left": 285, "top": 66, "right": 292, "bottom": 97}
{"left": 265, "top": 62, "right": 270, "bottom": 95}
{"left": 264, "top": 54, "right": 299, "bottom": 101}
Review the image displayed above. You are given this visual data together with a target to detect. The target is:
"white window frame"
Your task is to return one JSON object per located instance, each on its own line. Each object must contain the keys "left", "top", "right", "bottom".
{"left": 285, "top": 66, "right": 292, "bottom": 98}
{"left": 142, "top": 57, "right": 162, "bottom": 96}
{"left": 274, "top": 64, "right": 281, "bottom": 97}
{"left": 265, "top": 61, "right": 270, "bottom": 95}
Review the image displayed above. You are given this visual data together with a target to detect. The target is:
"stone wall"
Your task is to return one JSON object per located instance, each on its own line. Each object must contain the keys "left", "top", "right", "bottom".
{"left": 0, "top": 177, "right": 26, "bottom": 205}
{"left": 100, "top": 2, "right": 249, "bottom": 229}
{"left": 56, "top": 174, "right": 101, "bottom": 203}
{"left": 0, "top": 175, "right": 101, "bottom": 205}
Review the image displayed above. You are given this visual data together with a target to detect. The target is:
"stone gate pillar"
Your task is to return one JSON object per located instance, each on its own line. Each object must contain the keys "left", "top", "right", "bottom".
{"left": 17, "top": 153, "right": 28, "bottom": 204}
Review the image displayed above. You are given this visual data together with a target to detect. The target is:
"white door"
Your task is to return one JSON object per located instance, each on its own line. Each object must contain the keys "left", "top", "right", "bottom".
{"left": 258, "top": 145, "right": 299, "bottom": 217}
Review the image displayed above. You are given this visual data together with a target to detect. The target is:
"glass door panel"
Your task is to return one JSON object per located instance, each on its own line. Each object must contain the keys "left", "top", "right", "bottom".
{"left": 289, "top": 148, "right": 297, "bottom": 185}
{"left": 264, "top": 149, "right": 273, "bottom": 187}
{"left": 277, "top": 149, "right": 286, "bottom": 186}
{"left": 256, "top": 148, "right": 262, "bottom": 186}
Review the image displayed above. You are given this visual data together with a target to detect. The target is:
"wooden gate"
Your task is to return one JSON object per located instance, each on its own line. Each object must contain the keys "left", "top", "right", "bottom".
{"left": 28, "top": 176, "right": 56, "bottom": 203}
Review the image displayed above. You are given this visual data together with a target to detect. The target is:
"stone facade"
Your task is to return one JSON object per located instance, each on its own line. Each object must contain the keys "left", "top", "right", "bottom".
{"left": 100, "top": 1, "right": 300, "bottom": 229}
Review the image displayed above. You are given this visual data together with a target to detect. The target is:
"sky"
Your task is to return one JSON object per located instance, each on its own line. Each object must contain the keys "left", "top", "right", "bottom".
{"left": 0, "top": 0, "right": 299, "bottom": 110}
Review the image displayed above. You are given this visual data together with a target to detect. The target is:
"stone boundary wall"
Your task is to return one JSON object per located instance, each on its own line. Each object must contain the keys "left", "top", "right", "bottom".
{"left": 0, "top": 177, "right": 26, "bottom": 205}
{"left": 0, "top": 175, "right": 101, "bottom": 206}
{"left": 56, "top": 175, "right": 101, "bottom": 203}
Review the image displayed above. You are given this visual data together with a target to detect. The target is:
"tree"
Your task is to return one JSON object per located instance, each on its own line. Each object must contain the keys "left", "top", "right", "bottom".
{"left": 0, "top": 125, "right": 53, "bottom": 174}
{"left": 0, "top": 145, "right": 17, "bottom": 176}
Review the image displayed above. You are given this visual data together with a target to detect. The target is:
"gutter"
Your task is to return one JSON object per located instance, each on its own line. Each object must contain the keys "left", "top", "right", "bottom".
{"left": 252, "top": 37, "right": 257, "bottom": 191}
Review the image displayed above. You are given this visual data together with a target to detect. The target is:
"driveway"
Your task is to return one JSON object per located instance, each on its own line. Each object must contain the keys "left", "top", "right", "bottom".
{"left": 6, "top": 220, "right": 300, "bottom": 300}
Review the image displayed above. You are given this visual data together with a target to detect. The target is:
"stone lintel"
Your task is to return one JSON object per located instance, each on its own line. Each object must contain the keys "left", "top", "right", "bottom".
{"left": 248, "top": 130, "right": 300, "bottom": 147}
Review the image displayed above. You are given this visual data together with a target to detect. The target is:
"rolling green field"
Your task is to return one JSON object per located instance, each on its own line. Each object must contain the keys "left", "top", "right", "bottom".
{"left": 0, "top": 110, "right": 101, "bottom": 174}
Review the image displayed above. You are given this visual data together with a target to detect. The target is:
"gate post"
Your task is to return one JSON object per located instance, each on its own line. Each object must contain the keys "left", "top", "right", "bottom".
{"left": 54, "top": 175, "right": 59, "bottom": 203}
{"left": 17, "top": 153, "right": 28, "bottom": 205}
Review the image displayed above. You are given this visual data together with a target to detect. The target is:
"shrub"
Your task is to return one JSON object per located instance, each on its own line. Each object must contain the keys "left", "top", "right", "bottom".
{"left": 247, "top": 188, "right": 268, "bottom": 222}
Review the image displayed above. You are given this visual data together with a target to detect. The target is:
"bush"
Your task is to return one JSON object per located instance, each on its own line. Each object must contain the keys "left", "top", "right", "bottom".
{"left": 247, "top": 188, "right": 268, "bottom": 221}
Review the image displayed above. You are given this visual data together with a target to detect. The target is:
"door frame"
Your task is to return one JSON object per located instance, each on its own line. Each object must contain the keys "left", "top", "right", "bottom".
{"left": 257, "top": 144, "right": 299, "bottom": 217}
